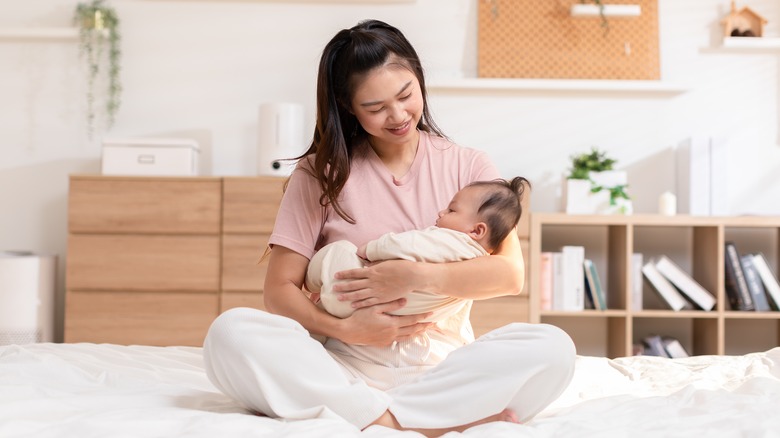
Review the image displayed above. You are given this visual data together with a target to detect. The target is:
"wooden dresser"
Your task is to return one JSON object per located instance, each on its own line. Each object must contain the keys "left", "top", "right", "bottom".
{"left": 65, "top": 175, "right": 528, "bottom": 346}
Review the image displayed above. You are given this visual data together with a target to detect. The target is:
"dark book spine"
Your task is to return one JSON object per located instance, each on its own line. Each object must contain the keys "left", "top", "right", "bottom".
{"left": 642, "top": 335, "right": 670, "bottom": 358}
{"left": 724, "top": 242, "right": 755, "bottom": 311}
{"left": 741, "top": 255, "right": 771, "bottom": 311}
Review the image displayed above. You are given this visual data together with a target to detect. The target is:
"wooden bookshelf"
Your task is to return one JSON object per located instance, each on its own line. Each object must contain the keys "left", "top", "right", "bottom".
{"left": 529, "top": 213, "right": 780, "bottom": 358}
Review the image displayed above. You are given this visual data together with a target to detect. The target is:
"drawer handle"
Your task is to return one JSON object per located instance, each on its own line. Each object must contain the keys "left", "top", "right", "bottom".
{"left": 137, "top": 154, "right": 156, "bottom": 165}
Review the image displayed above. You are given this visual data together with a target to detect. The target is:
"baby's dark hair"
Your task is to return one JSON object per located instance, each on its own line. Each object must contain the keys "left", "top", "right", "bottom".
{"left": 466, "top": 176, "right": 531, "bottom": 250}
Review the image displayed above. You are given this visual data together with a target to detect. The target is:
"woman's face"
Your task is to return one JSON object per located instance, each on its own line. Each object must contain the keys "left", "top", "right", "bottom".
{"left": 349, "top": 62, "right": 424, "bottom": 149}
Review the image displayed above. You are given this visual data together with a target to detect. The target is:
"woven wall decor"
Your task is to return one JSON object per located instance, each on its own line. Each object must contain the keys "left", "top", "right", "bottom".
{"left": 478, "top": 0, "right": 660, "bottom": 80}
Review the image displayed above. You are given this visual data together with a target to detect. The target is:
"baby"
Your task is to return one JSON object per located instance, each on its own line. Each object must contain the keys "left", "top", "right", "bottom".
{"left": 305, "top": 176, "right": 530, "bottom": 322}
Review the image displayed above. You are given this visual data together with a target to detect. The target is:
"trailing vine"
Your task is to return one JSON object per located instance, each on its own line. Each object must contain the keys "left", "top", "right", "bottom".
{"left": 74, "top": 0, "right": 121, "bottom": 139}
{"left": 581, "top": 0, "right": 609, "bottom": 34}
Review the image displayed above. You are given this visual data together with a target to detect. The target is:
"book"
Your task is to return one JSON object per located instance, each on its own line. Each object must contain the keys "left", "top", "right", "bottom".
{"left": 539, "top": 252, "right": 554, "bottom": 311}
{"left": 655, "top": 256, "right": 716, "bottom": 311}
{"left": 662, "top": 337, "right": 689, "bottom": 358}
{"left": 674, "top": 136, "right": 728, "bottom": 216}
{"left": 642, "top": 261, "right": 689, "bottom": 311}
{"left": 723, "top": 242, "right": 755, "bottom": 310}
{"left": 552, "top": 252, "right": 564, "bottom": 310}
{"left": 750, "top": 253, "right": 780, "bottom": 311}
{"left": 583, "top": 259, "right": 606, "bottom": 310}
{"left": 583, "top": 273, "right": 595, "bottom": 310}
{"left": 740, "top": 254, "right": 771, "bottom": 312}
{"left": 631, "top": 253, "right": 643, "bottom": 311}
{"left": 675, "top": 136, "right": 711, "bottom": 216}
{"left": 642, "top": 335, "right": 670, "bottom": 358}
{"left": 560, "top": 246, "right": 585, "bottom": 311}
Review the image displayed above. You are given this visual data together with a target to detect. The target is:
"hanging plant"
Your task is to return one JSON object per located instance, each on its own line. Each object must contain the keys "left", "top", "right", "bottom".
{"left": 581, "top": 0, "right": 609, "bottom": 34}
{"left": 74, "top": 0, "right": 121, "bottom": 139}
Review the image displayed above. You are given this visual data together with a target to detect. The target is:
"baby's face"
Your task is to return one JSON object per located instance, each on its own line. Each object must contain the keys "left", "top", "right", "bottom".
{"left": 435, "top": 186, "right": 482, "bottom": 234}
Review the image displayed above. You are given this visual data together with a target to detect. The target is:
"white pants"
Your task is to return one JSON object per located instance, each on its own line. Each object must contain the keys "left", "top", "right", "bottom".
{"left": 203, "top": 307, "right": 576, "bottom": 430}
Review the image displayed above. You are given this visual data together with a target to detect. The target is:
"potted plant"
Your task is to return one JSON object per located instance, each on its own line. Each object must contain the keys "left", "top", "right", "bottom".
{"left": 564, "top": 147, "right": 632, "bottom": 215}
{"left": 74, "top": 0, "right": 121, "bottom": 139}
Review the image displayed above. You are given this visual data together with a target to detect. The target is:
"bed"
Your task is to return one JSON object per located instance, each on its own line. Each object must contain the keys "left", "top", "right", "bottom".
{"left": 1, "top": 342, "right": 778, "bottom": 437}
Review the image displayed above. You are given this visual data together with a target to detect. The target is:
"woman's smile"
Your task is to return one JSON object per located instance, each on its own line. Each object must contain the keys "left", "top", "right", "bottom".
{"left": 387, "top": 120, "right": 412, "bottom": 136}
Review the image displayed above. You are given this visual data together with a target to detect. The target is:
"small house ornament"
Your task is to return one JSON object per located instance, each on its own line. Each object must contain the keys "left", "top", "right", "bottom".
{"left": 721, "top": 0, "right": 767, "bottom": 37}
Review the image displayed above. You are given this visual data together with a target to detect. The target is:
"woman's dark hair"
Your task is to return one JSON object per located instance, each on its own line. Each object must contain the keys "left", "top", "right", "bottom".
{"left": 467, "top": 176, "right": 531, "bottom": 250}
{"left": 296, "top": 19, "right": 444, "bottom": 223}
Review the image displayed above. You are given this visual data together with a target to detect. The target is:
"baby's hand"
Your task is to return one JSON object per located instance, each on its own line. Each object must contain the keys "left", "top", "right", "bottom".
{"left": 356, "top": 244, "right": 368, "bottom": 260}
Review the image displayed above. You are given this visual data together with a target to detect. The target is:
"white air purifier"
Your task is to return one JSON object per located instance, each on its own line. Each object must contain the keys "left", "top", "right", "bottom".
{"left": 257, "top": 103, "right": 305, "bottom": 176}
{"left": 0, "top": 252, "right": 56, "bottom": 345}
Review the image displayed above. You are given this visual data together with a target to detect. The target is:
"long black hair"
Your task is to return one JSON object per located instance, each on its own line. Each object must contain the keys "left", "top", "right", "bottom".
{"left": 297, "top": 19, "right": 444, "bottom": 223}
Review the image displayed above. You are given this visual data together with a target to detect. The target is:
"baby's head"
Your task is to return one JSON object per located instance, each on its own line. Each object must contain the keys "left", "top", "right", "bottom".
{"left": 435, "top": 177, "right": 530, "bottom": 253}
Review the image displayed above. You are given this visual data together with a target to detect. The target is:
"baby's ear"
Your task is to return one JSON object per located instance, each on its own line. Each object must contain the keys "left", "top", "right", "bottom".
{"left": 470, "top": 222, "right": 488, "bottom": 240}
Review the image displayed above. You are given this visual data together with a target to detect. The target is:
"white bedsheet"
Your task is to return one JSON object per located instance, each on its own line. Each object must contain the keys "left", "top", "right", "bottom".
{"left": 1, "top": 343, "right": 778, "bottom": 437}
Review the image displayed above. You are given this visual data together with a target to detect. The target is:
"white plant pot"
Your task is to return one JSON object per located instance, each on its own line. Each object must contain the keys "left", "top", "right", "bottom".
{"left": 563, "top": 171, "right": 630, "bottom": 215}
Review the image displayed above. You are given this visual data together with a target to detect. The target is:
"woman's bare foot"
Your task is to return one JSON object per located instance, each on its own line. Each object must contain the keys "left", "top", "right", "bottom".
{"left": 366, "top": 408, "right": 519, "bottom": 437}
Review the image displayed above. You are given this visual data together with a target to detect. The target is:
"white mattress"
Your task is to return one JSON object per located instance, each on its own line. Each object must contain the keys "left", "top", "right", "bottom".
{"left": 1, "top": 343, "right": 778, "bottom": 437}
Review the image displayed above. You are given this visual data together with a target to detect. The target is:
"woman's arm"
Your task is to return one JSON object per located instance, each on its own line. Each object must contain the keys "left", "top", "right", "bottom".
{"left": 264, "top": 245, "right": 433, "bottom": 346}
{"left": 333, "top": 228, "right": 524, "bottom": 307}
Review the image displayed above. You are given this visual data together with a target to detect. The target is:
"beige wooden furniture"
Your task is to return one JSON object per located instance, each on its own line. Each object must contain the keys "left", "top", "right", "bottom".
{"left": 220, "top": 177, "right": 284, "bottom": 312}
{"left": 529, "top": 213, "right": 780, "bottom": 358}
{"left": 66, "top": 175, "right": 284, "bottom": 346}
{"left": 65, "top": 175, "right": 530, "bottom": 346}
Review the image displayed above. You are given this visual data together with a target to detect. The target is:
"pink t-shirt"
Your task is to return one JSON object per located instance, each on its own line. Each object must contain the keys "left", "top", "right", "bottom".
{"left": 269, "top": 130, "right": 500, "bottom": 259}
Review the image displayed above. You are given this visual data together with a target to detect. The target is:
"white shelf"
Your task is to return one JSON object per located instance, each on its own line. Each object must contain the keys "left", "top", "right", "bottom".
{"left": 427, "top": 78, "right": 688, "bottom": 96}
{"left": 570, "top": 4, "right": 641, "bottom": 18}
{"left": 0, "top": 27, "right": 79, "bottom": 41}
{"left": 717, "top": 37, "right": 780, "bottom": 53}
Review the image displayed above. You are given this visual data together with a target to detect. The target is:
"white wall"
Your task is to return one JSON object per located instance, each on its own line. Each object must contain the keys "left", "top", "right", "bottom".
{"left": 2, "top": 0, "right": 780, "bottom": 340}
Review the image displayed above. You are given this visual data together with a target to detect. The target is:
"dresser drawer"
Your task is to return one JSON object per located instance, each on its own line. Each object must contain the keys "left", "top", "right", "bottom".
{"left": 68, "top": 176, "right": 221, "bottom": 234}
{"left": 65, "top": 291, "right": 218, "bottom": 346}
{"left": 223, "top": 177, "right": 285, "bottom": 234}
{"left": 471, "top": 296, "right": 529, "bottom": 338}
{"left": 67, "top": 234, "right": 220, "bottom": 291}
{"left": 221, "top": 234, "right": 270, "bottom": 292}
{"left": 220, "top": 291, "right": 266, "bottom": 313}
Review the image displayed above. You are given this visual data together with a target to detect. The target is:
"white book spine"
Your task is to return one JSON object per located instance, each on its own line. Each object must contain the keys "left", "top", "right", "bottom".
{"left": 709, "top": 138, "right": 728, "bottom": 216}
{"left": 654, "top": 256, "right": 716, "bottom": 311}
{"left": 561, "top": 246, "right": 585, "bottom": 311}
{"left": 750, "top": 254, "right": 780, "bottom": 309}
{"left": 642, "top": 261, "right": 687, "bottom": 311}
{"left": 631, "top": 253, "right": 643, "bottom": 311}
{"left": 675, "top": 136, "right": 711, "bottom": 216}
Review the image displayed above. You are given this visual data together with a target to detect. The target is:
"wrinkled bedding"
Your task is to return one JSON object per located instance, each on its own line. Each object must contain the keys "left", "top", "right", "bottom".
{"left": 1, "top": 343, "right": 778, "bottom": 437}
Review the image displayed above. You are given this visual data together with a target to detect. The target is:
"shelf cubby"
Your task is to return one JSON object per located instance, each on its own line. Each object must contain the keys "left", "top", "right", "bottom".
{"left": 529, "top": 213, "right": 780, "bottom": 358}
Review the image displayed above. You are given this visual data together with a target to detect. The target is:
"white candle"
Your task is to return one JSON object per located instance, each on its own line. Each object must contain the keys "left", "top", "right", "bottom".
{"left": 659, "top": 191, "right": 677, "bottom": 216}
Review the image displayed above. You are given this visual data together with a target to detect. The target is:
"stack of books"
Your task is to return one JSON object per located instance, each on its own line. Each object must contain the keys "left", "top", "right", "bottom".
{"left": 723, "top": 242, "right": 780, "bottom": 311}
{"left": 539, "top": 246, "right": 607, "bottom": 311}
{"left": 642, "top": 256, "right": 716, "bottom": 311}
{"left": 636, "top": 335, "right": 690, "bottom": 358}
{"left": 540, "top": 244, "right": 780, "bottom": 313}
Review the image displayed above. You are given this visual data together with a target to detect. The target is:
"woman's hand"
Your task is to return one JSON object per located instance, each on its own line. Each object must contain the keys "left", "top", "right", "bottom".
{"left": 332, "top": 259, "right": 423, "bottom": 309}
{"left": 340, "top": 299, "right": 433, "bottom": 346}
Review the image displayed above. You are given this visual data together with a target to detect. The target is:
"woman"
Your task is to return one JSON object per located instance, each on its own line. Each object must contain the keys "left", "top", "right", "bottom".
{"left": 203, "top": 19, "right": 575, "bottom": 436}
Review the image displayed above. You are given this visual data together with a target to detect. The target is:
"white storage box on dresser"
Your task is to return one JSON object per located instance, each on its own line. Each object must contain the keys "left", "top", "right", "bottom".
{"left": 101, "top": 138, "right": 200, "bottom": 176}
